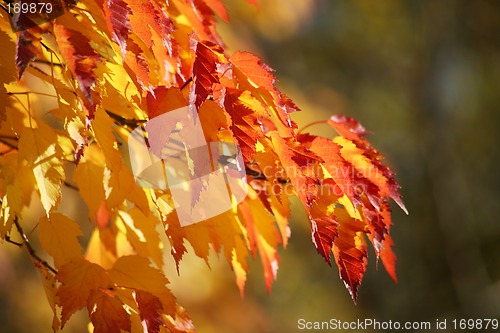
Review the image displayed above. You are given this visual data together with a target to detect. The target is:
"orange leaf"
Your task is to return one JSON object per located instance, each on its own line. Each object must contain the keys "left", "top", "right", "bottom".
{"left": 15, "top": 30, "right": 41, "bottom": 78}
{"left": 332, "top": 208, "right": 368, "bottom": 303}
{"left": 53, "top": 23, "right": 100, "bottom": 107}
{"left": 108, "top": 256, "right": 176, "bottom": 315}
{"left": 38, "top": 213, "right": 83, "bottom": 269}
{"left": 87, "top": 290, "right": 132, "bottom": 333}
{"left": 190, "top": 41, "right": 226, "bottom": 108}
{"left": 136, "top": 290, "right": 164, "bottom": 333}
{"left": 56, "top": 259, "right": 113, "bottom": 327}
{"left": 204, "top": 0, "right": 230, "bottom": 22}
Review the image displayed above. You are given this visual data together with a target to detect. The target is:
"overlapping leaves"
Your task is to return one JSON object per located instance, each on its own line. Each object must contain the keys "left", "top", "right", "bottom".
{"left": 0, "top": 0, "right": 405, "bottom": 331}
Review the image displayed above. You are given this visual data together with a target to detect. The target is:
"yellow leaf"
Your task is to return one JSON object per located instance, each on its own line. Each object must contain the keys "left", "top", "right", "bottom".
{"left": 108, "top": 255, "right": 176, "bottom": 315}
{"left": 333, "top": 136, "right": 389, "bottom": 196}
{"left": 118, "top": 208, "right": 164, "bottom": 268}
{"left": 37, "top": 266, "right": 61, "bottom": 332}
{"left": 0, "top": 29, "right": 16, "bottom": 123}
{"left": 91, "top": 107, "right": 123, "bottom": 171}
{"left": 0, "top": 154, "right": 34, "bottom": 237}
{"left": 73, "top": 145, "right": 106, "bottom": 217}
{"left": 85, "top": 228, "right": 118, "bottom": 270}
{"left": 106, "top": 164, "right": 149, "bottom": 213}
{"left": 18, "top": 125, "right": 64, "bottom": 213}
{"left": 56, "top": 259, "right": 113, "bottom": 327}
{"left": 39, "top": 213, "right": 83, "bottom": 268}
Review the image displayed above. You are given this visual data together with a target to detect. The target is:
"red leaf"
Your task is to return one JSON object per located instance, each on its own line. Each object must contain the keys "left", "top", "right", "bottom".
{"left": 136, "top": 291, "right": 164, "bottom": 333}
{"left": 380, "top": 234, "right": 398, "bottom": 283}
{"left": 329, "top": 115, "right": 408, "bottom": 214}
{"left": 332, "top": 209, "right": 368, "bottom": 303}
{"left": 299, "top": 134, "right": 362, "bottom": 206}
{"left": 53, "top": 24, "right": 100, "bottom": 104}
{"left": 204, "top": 0, "right": 230, "bottom": 22}
{"left": 310, "top": 215, "right": 337, "bottom": 265}
{"left": 87, "top": 290, "right": 131, "bottom": 333}
{"left": 16, "top": 30, "right": 41, "bottom": 78}
{"left": 103, "top": 0, "right": 131, "bottom": 56}
{"left": 190, "top": 41, "right": 226, "bottom": 109}
{"left": 230, "top": 51, "right": 276, "bottom": 91}
{"left": 230, "top": 51, "right": 297, "bottom": 136}
{"left": 147, "top": 86, "right": 188, "bottom": 119}
{"left": 224, "top": 91, "right": 267, "bottom": 162}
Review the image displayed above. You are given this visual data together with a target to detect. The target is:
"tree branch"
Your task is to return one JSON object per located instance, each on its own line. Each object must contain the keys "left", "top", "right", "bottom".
{"left": 13, "top": 217, "right": 57, "bottom": 275}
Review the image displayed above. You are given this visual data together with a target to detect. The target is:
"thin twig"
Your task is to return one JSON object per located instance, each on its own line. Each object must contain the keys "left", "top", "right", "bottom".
{"left": 5, "top": 235, "right": 23, "bottom": 247}
{"left": 0, "top": 138, "right": 18, "bottom": 150}
{"left": 105, "top": 110, "right": 147, "bottom": 128}
{"left": 180, "top": 77, "right": 193, "bottom": 91}
{"left": 13, "top": 217, "right": 57, "bottom": 274}
{"left": 63, "top": 180, "right": 79, "bottom": 191}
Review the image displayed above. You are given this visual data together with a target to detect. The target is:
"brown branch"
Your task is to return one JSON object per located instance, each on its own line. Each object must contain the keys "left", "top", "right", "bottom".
{"left": 5, "top": 235, "right": 23, "bottom": 247}
{"left": 0, "top": 138, "right": 18, "bottom": 150}
{"left": 105, "top": 110, "right": 147, "bottom": 128}
{"left": 33, "top": 59, "right": 63, "bottom": 67}
{"left": 13, "top": 217, "right": 57, "bottom": 274}
{"left": 180, "top": 77, "right": 193, "bottom": 91}
{"left": 63, "top": 180, "right": 79, "bottom": 191}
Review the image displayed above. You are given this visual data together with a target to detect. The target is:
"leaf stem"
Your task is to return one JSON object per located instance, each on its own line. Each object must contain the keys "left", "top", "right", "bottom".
{"left": 297, "top": 120, "right": 328, "bottom": 135}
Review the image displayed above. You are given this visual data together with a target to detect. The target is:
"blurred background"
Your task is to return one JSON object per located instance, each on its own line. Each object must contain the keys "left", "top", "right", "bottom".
{"left": 1, "top": 0, "right": 499, "bottom": 332}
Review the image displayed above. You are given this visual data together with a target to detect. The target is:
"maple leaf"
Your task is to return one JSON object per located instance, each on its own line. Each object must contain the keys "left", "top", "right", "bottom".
{"left": 17, "top": 125, "right": 64, "bottom": 214}
{"left": 15, "top": 29, "right": 41, "bottom": 78}
{"left": 56, "top": 259, "right": 113, "bottom": 327}
{"left": 329, "top": 115, "right": 407, "bottom": 214}
{"left": 38, "top": 213, "right": 83, "bottom": 269}
{"left": 136, "top": 290, "right": 165, "bottom": 333}
{"left": 332, "top": 208, "right": 368, "bottom": 303}
{"left": 73, "top": 145, "right": 106, "bottom": 217}
{"left": 87, "top": 289, "right": 132, "bottom": 333}
{"left": 53, "top": 23, "right": 100, "bottom": 110}
{"left": 103, "top": 0, "right": 132, "bottom": 56}
{"left": 108, "top": 255, "right": 176, "bottom": 315}
{"left": 190, "top": 41, "right": 226, "bottom": 109}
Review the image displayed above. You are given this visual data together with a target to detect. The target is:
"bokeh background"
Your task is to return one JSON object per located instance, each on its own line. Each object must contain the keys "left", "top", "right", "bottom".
{"left": 1, "top": 0, "right": 499, "bottom": 332}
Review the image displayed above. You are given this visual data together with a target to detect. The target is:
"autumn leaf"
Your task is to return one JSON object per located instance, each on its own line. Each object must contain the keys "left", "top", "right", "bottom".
{"left": 332, "top": 208, "right": 368, "bottom": 303}
{"left": 37, "top": 265, "right": 61, "bottom": 332}
{"left": 73, "top": 145, "right": 106, "bottom": 217}
{"left": 103, "top": 0, "right": 131, "bottom": 56}
{"left": 38, "top": 213, "right": 83, "bottom": 268}
{"left": 136, "top": 290, "right": 165, "bottom": 333}
{"left": 87, "top": 289, "right": 132, "bottom": 333}
{"left": 190, "top": 41, "right": 226, "bottom": 109}
{"left": 108, "top": 255, "right": 176, "bottom": 315}
{"left": 56, "top": 259, "right": 113, "bottom": 327}
{"left": 53, "top": 23, "right": 100, "bottom": 107}
{"left": 16, "top": 29, "right": 41, "bottom": 78}
{"left": 0, "top": 0, "right": 407, "bottom": 330}
{"left": 17, "top": 124, "right": 64, "bottom": 214}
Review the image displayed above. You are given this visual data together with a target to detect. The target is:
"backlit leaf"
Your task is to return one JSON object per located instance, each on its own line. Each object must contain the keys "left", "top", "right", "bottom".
{"left": 38, "top": 213, "right": 83, "bottom": 269}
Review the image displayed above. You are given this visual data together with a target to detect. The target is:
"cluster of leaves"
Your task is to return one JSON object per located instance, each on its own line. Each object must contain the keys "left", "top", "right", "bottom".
{"left": 0, "top": 0, "right": 406, "bottom": 332}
